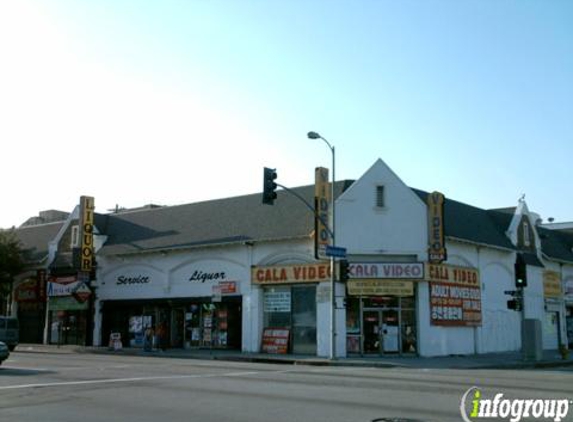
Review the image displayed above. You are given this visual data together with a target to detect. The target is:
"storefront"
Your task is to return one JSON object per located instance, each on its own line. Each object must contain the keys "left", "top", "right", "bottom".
{"left": 96, "top": 259, "right": 246, "bottom": 350}
{"left": 345, "top": 262, "right": 423, "bottom": 355}
{"left": 46, "top": 274, "right": 92, "bottom": 345}
{"left": 252, "top": 262, "right": 331, "bottom": 355}
{"left": 101, "top": 296, "right": 242, "bottom": 350}
{"left": 14, "top": 270, "right": 47, "bottom": 343}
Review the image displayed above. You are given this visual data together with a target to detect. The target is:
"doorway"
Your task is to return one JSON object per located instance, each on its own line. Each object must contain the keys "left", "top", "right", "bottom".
{"left": 363, "top": 309, "right": 399, "bottom": 354}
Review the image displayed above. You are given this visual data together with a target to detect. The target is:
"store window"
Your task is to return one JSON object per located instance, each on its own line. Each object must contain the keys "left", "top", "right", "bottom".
{"left": 263, "top": 285, "right": 317, "bottom": 354}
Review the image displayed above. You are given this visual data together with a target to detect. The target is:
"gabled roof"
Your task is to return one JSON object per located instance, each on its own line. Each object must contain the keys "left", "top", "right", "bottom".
{"left": 98, "top": 181, "right": 354, "bottom": 256}
{"left": 412, "top": 189, "right": 515, "bottom": 250}
{"left": 13, "top": 222, "right": 65, "bottom": 264}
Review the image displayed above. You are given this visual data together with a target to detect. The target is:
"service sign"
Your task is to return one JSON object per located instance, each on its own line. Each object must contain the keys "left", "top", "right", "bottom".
{"left": 427, "top": 191, "right": 447, "bottom": 263}
{"left": 427, "top": 263, "right": 481, "bottom": 327}
{"left": 79, "top": 195, "right": 95, "bottom": 272}
{"left": 252, "top": 262, "right": 331, "bottom": 285}
{"left": 314, "top": 167, "right": 331, "bottom": 260}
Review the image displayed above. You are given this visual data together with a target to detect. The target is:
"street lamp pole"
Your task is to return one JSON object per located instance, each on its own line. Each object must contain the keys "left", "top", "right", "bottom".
{"left": 308, "top": 131, "right": 336, "bottom": 359}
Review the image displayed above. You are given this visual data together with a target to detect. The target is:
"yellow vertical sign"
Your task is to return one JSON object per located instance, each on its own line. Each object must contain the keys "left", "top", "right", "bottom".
{"left": 428, "top": 191, "right": 447, "bottom": 263}
{"left": 79, "top": 196, "right": 95, "bottom": 272}
{"left": 314, "top": 167, "right": 330, "bottom": 260}
{"left": 543, "top": 271, "right": 562, "bottom": 298}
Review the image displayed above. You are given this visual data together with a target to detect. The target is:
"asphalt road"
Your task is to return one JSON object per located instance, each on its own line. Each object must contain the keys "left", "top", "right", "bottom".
{"left": 1, "top": 352, "right": 572, "bottom": 422}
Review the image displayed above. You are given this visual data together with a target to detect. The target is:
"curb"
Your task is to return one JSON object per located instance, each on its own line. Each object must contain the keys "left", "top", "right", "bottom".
{"left": 13, "top": 345, "right": 573, "bottom": 370}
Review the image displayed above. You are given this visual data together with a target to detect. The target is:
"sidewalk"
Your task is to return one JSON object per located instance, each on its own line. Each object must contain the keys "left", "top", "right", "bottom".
{"left": 13, "top": 343, "right": 573, "bottom": 370}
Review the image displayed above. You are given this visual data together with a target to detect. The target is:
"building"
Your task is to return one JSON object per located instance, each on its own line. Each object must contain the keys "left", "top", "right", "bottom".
{"left": 8, "top": 159, "right": 573, "bottom": 356}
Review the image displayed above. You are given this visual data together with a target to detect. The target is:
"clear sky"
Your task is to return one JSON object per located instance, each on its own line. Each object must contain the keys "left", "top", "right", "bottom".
{"left": 1, "top": 0, "right": 571, "bottom": 228}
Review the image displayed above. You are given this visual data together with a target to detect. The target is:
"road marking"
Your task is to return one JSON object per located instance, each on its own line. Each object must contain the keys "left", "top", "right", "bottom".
{"left": 0, "top": 370, "right": 266, "bottom": 391}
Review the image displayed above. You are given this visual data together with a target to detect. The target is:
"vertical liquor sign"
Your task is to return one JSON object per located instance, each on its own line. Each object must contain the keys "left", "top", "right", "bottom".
{"left": 314, "top": 167, "right": 330, "bottom": 260}
{"left": 427, "top": 191, "right": 447, "bottom": 263}
{"left": 79, "top": 196, "right": 95, "bottom": 273}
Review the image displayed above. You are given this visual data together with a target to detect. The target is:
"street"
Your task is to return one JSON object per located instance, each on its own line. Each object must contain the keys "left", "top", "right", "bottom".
{"left": 1, "top": 352, "right": 572, "bottom": 422}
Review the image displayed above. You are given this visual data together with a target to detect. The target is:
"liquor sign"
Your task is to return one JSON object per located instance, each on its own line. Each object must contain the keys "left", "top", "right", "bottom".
{"left": 252, "top": 262, "right": 331, "bottom": 285}
{"left": 543, "top": 271, "right": 562, "bottom": 299}
{"left": 427, "top": 264, "right": 481, "bottom": 327}
{"left": 349, "top": 262, "right": 424, "bottom": 280}
{"left": 314, "top": 167, "right": 331, "bottom": 260}
{"left": 347, "top": 279, "right": 414, "bottom": 297}
{"left": 261, "top": 328, "right": 290, "bottom": 354}
{"left": 79, "top": 195, "right": 95, "bottom": 272}
{"left": 427, "top": 191, "right": 447, "bottom": 263}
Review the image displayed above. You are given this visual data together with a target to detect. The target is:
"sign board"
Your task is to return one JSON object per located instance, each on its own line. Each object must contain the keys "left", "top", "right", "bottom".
{"left": 314, "top": 167, "right": 331, "bottom": 260}
{"left": 263, "top": 290, "right": 291, "bottom": 312}
{"left": 252, "top": 262, "right": 331, "bottom": 285}
{"left": 15, "top": 280, "right": 38, "bottom": 302}
{"left": 47, "top": 276, "right": 80, "bottom": 297}
{"left": 79, "top": 196, "right": 95, "bottom": 272}
{"left": 349, "top": 262, "right": 424, "bottom": 280}
{"left": 261, "top": 328, "right": 290, "bottom": 354}
{"left": 325, "top": 245, "right": 346, "bottom": 258}
{"left": 543, "top": 271, "right": 562, "bottom": 299}
{"left": 347, "top": 279, "right": 414, "bottom": 296}
{"left": 427, "top": 264, "right": 481, "bottom": 327}
{"left": 427, "top": 191, "right": 447, "bottom": 263}
{"left": 72, "top": 282, "right": 92, "bottom": 303}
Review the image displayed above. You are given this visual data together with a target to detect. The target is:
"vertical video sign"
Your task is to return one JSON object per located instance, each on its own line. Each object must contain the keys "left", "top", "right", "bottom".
{"left": 427, "top": 191, "right": 447, "bottom": 263}
{"left": 79, "top": 196, "right": 95, "bottom": 272}
{"left": 314, "top": 167, "right": 330, "bottom": 260}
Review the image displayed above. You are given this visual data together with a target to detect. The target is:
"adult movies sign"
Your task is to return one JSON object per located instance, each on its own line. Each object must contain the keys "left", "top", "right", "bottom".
{"left": 427, "top": 263, "right": 482, "bottom": 326}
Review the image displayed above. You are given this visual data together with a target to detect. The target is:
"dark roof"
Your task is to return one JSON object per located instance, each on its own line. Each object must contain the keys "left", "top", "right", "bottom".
{"left": 412, "top": 189, "right": 515, "bottom": 250}
{"left": 14, "top": 222, "right": 64, "bottom": 264}
{"left": 98, "top": 181, "right": 354, "bottom": 256}
{"left": 538, "top": 227, "right": 573, "bottom": 262}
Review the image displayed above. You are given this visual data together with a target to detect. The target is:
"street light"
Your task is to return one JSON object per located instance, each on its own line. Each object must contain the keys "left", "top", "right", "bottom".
{"left": 307, "top": 131, "right": 336, "bottom": 359}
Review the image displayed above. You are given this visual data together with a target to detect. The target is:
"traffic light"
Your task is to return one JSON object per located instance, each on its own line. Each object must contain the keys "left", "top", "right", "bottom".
{"left": 339, "top": 259, "right": 350, "bottom": 282}
{"left": 262, "top": 167, "right": 278, "bottom": 205}
{"left": 514, "top": 255, "right": 527, "bottom": 288}
{"left": 507, "top": 298, "right": 522, "bottom": 311}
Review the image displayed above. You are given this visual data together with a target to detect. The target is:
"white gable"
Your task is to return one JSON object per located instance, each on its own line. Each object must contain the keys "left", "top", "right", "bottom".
{"left": 336, "top": 159, "right": 427, "bottom": 259}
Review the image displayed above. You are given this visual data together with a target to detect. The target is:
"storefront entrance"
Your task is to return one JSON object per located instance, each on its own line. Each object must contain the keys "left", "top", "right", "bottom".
{"left": 363, "top": 309, "right": 399, "bottom": 354}
{"left": 346, "top": 295, "right": 417, "bottom": 356}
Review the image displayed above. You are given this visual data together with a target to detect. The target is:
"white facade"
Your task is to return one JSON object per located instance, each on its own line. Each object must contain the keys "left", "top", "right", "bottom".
{"left": 89, "top": 159, "right": 571, "bottom": 357}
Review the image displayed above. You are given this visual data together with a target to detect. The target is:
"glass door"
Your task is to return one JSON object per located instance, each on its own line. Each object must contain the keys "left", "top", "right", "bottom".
{"left": 363, "top": 310, "right": 381, "bottom": 354}
{"left": 291, "top": 285, "right": 317, "bottom": 355}
{"left": 381, "top": 309, "right": 399, "bottom": 354}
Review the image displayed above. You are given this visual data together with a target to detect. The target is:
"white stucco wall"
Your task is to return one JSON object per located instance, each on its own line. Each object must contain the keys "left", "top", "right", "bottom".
{"left": 418, "top": 242, "right": 521, "bottom": 357}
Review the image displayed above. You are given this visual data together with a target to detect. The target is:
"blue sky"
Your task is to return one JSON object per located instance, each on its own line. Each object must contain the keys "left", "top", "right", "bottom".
{"left": 1, "top": 0, "right": 571, "bottom": 228}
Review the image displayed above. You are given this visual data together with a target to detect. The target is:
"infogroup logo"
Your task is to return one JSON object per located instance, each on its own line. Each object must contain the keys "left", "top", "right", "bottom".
{"left": 460, "top": 386, "right": 571, "bottom": 422}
